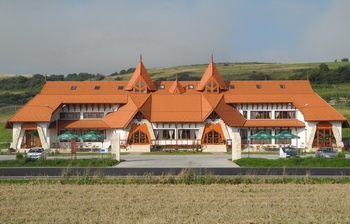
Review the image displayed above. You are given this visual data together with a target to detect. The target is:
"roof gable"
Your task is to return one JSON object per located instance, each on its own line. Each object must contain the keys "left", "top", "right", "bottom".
{"left": 125, "top": 61, "right": 156, "bottom": 91}
{"left": 196, "top": 61, "right": 228, "bottom": 91}
{"left": 168, "top": 76, "right": 185, "bottom": 94}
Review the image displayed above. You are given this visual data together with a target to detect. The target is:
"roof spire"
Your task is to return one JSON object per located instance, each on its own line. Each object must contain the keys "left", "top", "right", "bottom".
{"left": 211, "top": 54, "right": 214, "bottom": 63}
{"left": 140, "top": 54, "right": 142, "bottom": 62}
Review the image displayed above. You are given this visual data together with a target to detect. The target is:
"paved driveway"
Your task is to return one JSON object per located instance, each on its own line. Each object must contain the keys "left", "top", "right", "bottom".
{"left": 116, "top": 154, "right": 239, "bottom": 168}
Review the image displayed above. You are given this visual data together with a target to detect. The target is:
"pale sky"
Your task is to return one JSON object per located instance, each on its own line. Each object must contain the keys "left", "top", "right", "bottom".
{"left": 0, "top": 0, "right": 349, "bottom": 75}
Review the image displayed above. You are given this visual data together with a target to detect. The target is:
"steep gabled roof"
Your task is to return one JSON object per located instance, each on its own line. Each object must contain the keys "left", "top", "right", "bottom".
{"left": 125, "top": 61, "right": 156, "bottom": 91}
{"left": 196, "top": 61, "right": 228, "bottom": 91}
{"left": 168, "top": 76, "right": 185, "bottom": 94}
{"left": 103, "top": 96, "right": 138, "bottom": 128}
{"left": 214, "top": 97, "right": 246, "bottom": 127}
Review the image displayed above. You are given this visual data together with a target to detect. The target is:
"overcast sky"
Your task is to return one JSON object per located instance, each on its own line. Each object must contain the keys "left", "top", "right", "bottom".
{"left": 0, "top": 0, "right": 349, "bottom": 75}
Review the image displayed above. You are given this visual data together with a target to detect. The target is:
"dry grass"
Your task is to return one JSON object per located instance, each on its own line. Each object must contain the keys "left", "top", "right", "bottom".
{"left": 1, "top": 183, "right": 350, "bottom": 223}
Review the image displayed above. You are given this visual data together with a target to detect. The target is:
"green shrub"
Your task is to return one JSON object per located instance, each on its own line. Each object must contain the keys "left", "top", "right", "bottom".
{"left": 16, "top": 153, "right": 24, "bottom": 160}
{"left": 336, "top": 151, "right": 346, "bottom": 158}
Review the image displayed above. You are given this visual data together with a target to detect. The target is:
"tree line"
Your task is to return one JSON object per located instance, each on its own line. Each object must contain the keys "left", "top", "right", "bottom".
{"left": 289, "top": 63, "right": 350, "bottom": 84}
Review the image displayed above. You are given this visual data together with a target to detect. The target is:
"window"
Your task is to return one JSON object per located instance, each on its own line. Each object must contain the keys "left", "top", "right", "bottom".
{"left": 118, "top": 86, "right": 124, "bottom": 90}
{"left": 188, "top": 85, "right": 194, "bottom": 89}
{"left": 71, "top": 86, "right": 77, "bottom": 90}
{"left": 206, "top": 78, "right": 219, "bottom": 93}
{"left": 275, "top": 111, "right": 295, "bottom": 119}
{"left": 229, "top": 85, "right": 235, "bottom": 89}
{"left": 313, "top": 122, "right": 334, "bottom": 147}
{"left": 250, "top": 111, "right": 271, "bottom": 119}
{"left": 242, "top": 111, "right": 247, "bottom": 118}
{"left": 134, "top": 79, "right": 147, "bottom": 93}
{"left": 179, "top": 129, "right": 191, "bottom": 139}
{"left": 60, "top": 112, "right": 80, "bottom": 120}
{"left": 83, "top": 112, "right": 104, "bottom": 118}
{"left": 159, "top": 85, "right": 165, "bottom": 89}
{"left": 94, "top": 86, "right": 100, "bottom": 90}
{"left": 161, "top": 130, "right": 175, "bottom": 139}
{"left": 256, "top": 84, "right": 261, "bottom": 89}
{"left": 280, "top": 84, "right": 285, "bottom": 89}
{"left": 275, "top": 129, "right": 292, "bottom": 144}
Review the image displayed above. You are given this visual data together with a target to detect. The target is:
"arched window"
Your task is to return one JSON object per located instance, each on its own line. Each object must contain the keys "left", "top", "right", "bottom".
{"left": 313, "top": 122, "right": 334, "bottom": 147}
{"left": 130, "top": 130, "right": 149, "bottom": 144}
{"left": 203, "top": 130, "right": 222, "bottom": 144}
{"left": 134, "top": 79, "right": 147, "bottom": 93}
{"left": 206, "top": 78, "right": 219, "bottom": 93}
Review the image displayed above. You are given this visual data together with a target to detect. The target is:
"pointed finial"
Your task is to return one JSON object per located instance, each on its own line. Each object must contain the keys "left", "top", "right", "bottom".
{"left": 211, "top": 54, "right": 214, "bottom": 62}
{"left": 140, "top": 54, "right": 142, "bottom": 62}
{"left": 176, "top": 74, "right": 178, "bottom": 81}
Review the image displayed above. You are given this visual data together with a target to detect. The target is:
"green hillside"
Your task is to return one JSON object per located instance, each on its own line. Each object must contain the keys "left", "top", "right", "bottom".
{"left": 105, "top": 61, "right": 350, "bottom": 81}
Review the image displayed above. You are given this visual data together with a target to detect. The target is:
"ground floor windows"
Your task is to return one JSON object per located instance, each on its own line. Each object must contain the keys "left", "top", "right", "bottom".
{"left": 21, "top": 130, "right": 41, "bottom": 148}
{"left": 313, "top": 122, "right": 334, "bottom": 147}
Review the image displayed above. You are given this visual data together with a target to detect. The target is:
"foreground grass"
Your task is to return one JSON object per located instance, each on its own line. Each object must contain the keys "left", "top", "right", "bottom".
{"left": 47, "top": 152, "right": 129, "bottom": 157}
{"left": 235, "top": 157, "right": 350, "bottom": 168}
{"left": 1, "top": 182, "right": 350, "bottom": 223}
{"left": 0, "top": 158, "right": 118, "bottom": 167}
{"left": 141, "top": 152, "right": 212, "bottom": 155}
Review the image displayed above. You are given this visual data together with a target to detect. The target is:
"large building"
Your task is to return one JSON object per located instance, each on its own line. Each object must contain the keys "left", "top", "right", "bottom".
{"left": 5, "top": 58, "right": 349, "bottom": 159}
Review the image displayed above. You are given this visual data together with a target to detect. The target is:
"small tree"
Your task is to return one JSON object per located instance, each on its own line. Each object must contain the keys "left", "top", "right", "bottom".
{"left": 341, "top": 58, "right": 349, "bottom": 62}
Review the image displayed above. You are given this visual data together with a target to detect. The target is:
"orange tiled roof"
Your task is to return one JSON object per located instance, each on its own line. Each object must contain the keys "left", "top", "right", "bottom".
{"left": 214, "top": 97, "right": 246, "bottom": 126}
{"left": 125, "top": 61, "right": 156, "bottom": 91}
{"left": 168, "top": 77, "right": 186, "bottom": 94}
{"left": 103, "top": 96, "right": 138, "bottom": 128}
{"left": 150, "top": 95, "right": 212, "bottom": 122}
{"left": 5, "top": 61, "right": 347, "bottom": 130}
{"left": 196, "top": 61, "right": 228, "bottom": 91}
{"left": 7, "top": 94, "right": 128, "bottom": 123}
{"left": 244, "top": 120, "right": 305, "bottom": 127}
{"left": 49, "top": 120, "right": 110, "bottom": 129}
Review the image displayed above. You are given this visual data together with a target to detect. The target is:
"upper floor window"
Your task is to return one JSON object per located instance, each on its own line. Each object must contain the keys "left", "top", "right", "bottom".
{"left": 71, "top": 86, "right": 77, "bottom": 90}
{"left": 275, "top": 111, "right": 295, "bottom": 119}
{"left": 251, "top": 111, "right": 271, "bottom": 119}
{"left": 60, "top": 112, "right": 80, "bottom": 120}
{"left": 134, "top": 79, "right": 147, "bottom": 93}
{"left": 229, "top": 85, "right": 235, "bottom": 89}
{"left": 280, "top": 84, "right": 285, "bottom": 89}
{"left": 159, "top": 85, "right": 165, "bottom": 89}
{"left": 206, "top": 78, "right": 219, "bottom": 93}
{"left": 242, "top": 111, "right": 247, "bottom": 118}
{"left": 188, "top": 85, "right": 194, "bottom": 89}
{"left": 94, "top": 86, "right": 100, "bottom": 90}
{"left": 118, "top": 86, "right": 124, "bottom": 90}
{"left": 256, "top": 84, "right": 261, "bottom": 89}
{"left": 83, "top": 112, "right": 104, "bottom": 119}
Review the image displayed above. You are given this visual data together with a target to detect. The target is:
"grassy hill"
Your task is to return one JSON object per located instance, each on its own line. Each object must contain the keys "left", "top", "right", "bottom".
{"left": 105, "top": 61, "right": 350, "bottom": 81}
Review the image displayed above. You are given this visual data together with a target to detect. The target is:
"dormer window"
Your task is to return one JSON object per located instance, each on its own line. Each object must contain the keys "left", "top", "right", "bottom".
{"left": 134, "top": 79, "right": 147, "bottom": 93}
{"left": 229, "top": 85, "right": 235, "bottom": 89}
{"left": 188, "top": 85, "right": 194, "bottom": 89}
{"left": 256, "top": 84, "right": 261, "bottom": 89}
{"left": 118, "top": 86, "right": 124, "bottom": 90}
{"left": 159, "top": 85, "right": 165, "bottom": 89}
{"left": 280, "top": 84, "right": 285, "bottom": 89}
{"left": 71, "top": 86, "right": 77, "bottom": 90}
{"left": 206, "top": 78, "right": 219, "bottom": 93}
{"left": 94, "top": 86, "right": 100, "bottom": 90}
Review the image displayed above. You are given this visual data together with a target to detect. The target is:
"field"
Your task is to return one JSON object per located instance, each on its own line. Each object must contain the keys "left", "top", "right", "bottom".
{"left": 105, "top": 61, "right": 350, "bottom": 81}
{"left": 1, "top": 183, "right": 350, "bottom": 223}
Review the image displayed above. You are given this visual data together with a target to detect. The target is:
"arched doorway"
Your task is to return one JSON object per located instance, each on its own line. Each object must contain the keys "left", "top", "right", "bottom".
{"left": 128, "top": 123, "right": 151, "bottom": 144}
{"left": 202, "top": 123, "right": 224, "bottom": 144}
{"left": 313, "top": 122, "right": 334, "bottom": 147}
